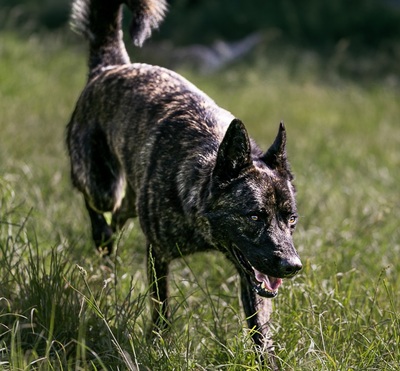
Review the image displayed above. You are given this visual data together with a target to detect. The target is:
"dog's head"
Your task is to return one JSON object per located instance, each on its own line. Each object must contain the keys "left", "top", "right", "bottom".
{"left": 206, "top": 119, "right": 302, "bottom": 298}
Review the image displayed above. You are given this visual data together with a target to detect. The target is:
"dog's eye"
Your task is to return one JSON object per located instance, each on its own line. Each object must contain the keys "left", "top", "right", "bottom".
{"left": 288, "top": 215, "right": 298, "bottom": 225}
{"left": 248, "top": 210, "right": 266, "bottom": 223}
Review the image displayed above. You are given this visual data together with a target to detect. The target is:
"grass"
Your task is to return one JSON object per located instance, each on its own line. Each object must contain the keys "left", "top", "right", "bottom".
{"left": 1, "top": 30, "right": 400, "bottom": 370}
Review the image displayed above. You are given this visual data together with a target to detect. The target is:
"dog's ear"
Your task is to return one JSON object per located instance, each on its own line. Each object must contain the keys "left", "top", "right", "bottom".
{"left": 213, "top": 119, "right": 252, "bottom": 182}
{"left": 262, "top": 122, "right": 291, "bottom": 175}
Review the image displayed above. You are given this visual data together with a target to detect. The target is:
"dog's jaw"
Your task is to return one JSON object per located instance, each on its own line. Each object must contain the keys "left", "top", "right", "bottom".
{"left": 253, "top": 268, "right": 282, "bottom": 298}
{"left": 230, "top": 245, "right": 283, "bottom": 298}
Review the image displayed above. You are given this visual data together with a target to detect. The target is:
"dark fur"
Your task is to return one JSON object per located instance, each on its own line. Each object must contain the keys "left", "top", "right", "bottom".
{"left": 67, "top": 0, "right": 302, "bottom": 367}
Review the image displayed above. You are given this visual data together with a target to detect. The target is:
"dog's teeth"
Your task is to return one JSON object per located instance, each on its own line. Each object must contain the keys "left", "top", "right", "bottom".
{"left": 259, "top": 281, "right": 275, "bottom": 294}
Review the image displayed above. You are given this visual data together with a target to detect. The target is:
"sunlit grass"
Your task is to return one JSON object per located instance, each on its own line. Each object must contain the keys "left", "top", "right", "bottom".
{"left": 1, "top": 31, "right": 399, "bottom": 369}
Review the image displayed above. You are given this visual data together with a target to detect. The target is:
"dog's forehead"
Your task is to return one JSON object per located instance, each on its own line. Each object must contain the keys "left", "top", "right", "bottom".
{"left": 234, "top": 166, "right": 296, "bottom": 209}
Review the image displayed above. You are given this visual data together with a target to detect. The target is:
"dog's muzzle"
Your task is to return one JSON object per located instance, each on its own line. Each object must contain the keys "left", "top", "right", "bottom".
{"left": 231, "top": 245, "right": 298, "bottom": 298}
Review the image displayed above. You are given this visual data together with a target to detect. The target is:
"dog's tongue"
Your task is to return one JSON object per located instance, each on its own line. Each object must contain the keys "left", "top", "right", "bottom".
{"left": 254, "top": 269, "right": 282, "bottom": 291}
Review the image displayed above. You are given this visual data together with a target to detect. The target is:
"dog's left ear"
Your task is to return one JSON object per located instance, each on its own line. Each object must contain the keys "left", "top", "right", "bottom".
{"left": 213, "top": 119, "right": 252, "bottom": 182}
{"left": 262, "top": 122, "right": 291, "bottom": 175}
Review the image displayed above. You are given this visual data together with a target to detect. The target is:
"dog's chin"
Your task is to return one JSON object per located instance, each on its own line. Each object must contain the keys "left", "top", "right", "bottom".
{"left": 231, "top": 245, "right": 282, "bottom": 298}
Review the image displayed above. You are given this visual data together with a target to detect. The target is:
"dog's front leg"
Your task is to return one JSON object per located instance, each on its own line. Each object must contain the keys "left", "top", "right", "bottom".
{"left": 240, "top": 275, "right": 279, "bottom": 370}
{"left": 147, "top": 244, "right": 170, "bottom": 332}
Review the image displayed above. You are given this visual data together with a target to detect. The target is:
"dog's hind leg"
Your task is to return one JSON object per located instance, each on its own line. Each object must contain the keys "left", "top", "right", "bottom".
{"left": 110, "top": 185, "right": 137, "bottom": 232}
{"left": 147, "top": 244, "right": 170, "bottom": 332}
{"left": 85, "top": 200, "right": 114, "bottom": 255}
{"left": 68, "top": 122, "right": 130, "bottom": 255}
{"left": 85, "top": 184, "right": 136, "bottom": 256}
{"left": 70, "top": 124, "right": 127, "bottom": 255}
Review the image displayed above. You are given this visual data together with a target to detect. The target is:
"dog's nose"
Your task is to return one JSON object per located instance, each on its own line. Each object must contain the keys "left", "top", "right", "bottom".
{"left": 280, "top": 256, "right": 302, "bottom": 277}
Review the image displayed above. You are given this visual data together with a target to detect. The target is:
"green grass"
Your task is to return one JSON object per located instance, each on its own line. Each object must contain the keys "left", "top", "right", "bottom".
{"left": 1, "top": 31, "right": 400, "bottom": 370}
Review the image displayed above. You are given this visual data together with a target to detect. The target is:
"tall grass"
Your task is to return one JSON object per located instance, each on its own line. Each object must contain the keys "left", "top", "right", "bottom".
{"left": 1, "top": 31, "right": 399, "bottom": 369}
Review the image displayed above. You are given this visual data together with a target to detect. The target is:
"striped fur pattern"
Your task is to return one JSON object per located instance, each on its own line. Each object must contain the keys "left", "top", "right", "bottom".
{"left": 66, "top": 0, "right": 301, "bottom": 368}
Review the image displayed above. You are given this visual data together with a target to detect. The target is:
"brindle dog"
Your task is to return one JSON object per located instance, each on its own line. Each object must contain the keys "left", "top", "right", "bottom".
{"left": 67, "top": 0, "right": 302, "bottom": 367}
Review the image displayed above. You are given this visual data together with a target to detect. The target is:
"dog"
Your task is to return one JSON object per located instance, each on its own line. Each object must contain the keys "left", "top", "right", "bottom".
{"left": 67, "top": 0, "right": 302, "bottom": 367}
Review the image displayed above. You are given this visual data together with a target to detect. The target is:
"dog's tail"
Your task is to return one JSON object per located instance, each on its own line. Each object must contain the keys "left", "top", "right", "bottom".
{"left": 70, "top": 0, "right": 167, "bottom": 78}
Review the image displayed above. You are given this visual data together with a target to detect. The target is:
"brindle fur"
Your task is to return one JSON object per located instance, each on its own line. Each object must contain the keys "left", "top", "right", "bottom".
{"left": 67, "top": 0, "right": 302, "bottom": 368}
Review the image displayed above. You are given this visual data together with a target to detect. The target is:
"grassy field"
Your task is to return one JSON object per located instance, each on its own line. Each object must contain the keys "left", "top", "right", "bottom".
{"left": 1, "top": 31, "right": 399, "bottom": 370}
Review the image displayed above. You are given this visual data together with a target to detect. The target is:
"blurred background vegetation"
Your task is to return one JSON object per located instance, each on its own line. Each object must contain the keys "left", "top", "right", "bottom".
{"left": 1, "top": 0, "right": 400, "bottom": 81}
{"left": 1, "top": 0, "right": 399, "bottom": 48}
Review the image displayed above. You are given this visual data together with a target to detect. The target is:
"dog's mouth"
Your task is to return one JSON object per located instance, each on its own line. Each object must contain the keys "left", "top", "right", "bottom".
{"left": 231, "top": 245, "right": 282, "bottom": 298}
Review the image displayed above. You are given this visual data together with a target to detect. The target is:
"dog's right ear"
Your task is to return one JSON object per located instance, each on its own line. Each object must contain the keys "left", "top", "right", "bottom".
{"left": 213, "top": 119, "right": 252, "bottom": 183}
{"left": 261, "top": 122, "right": 293, "bottom": 179}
